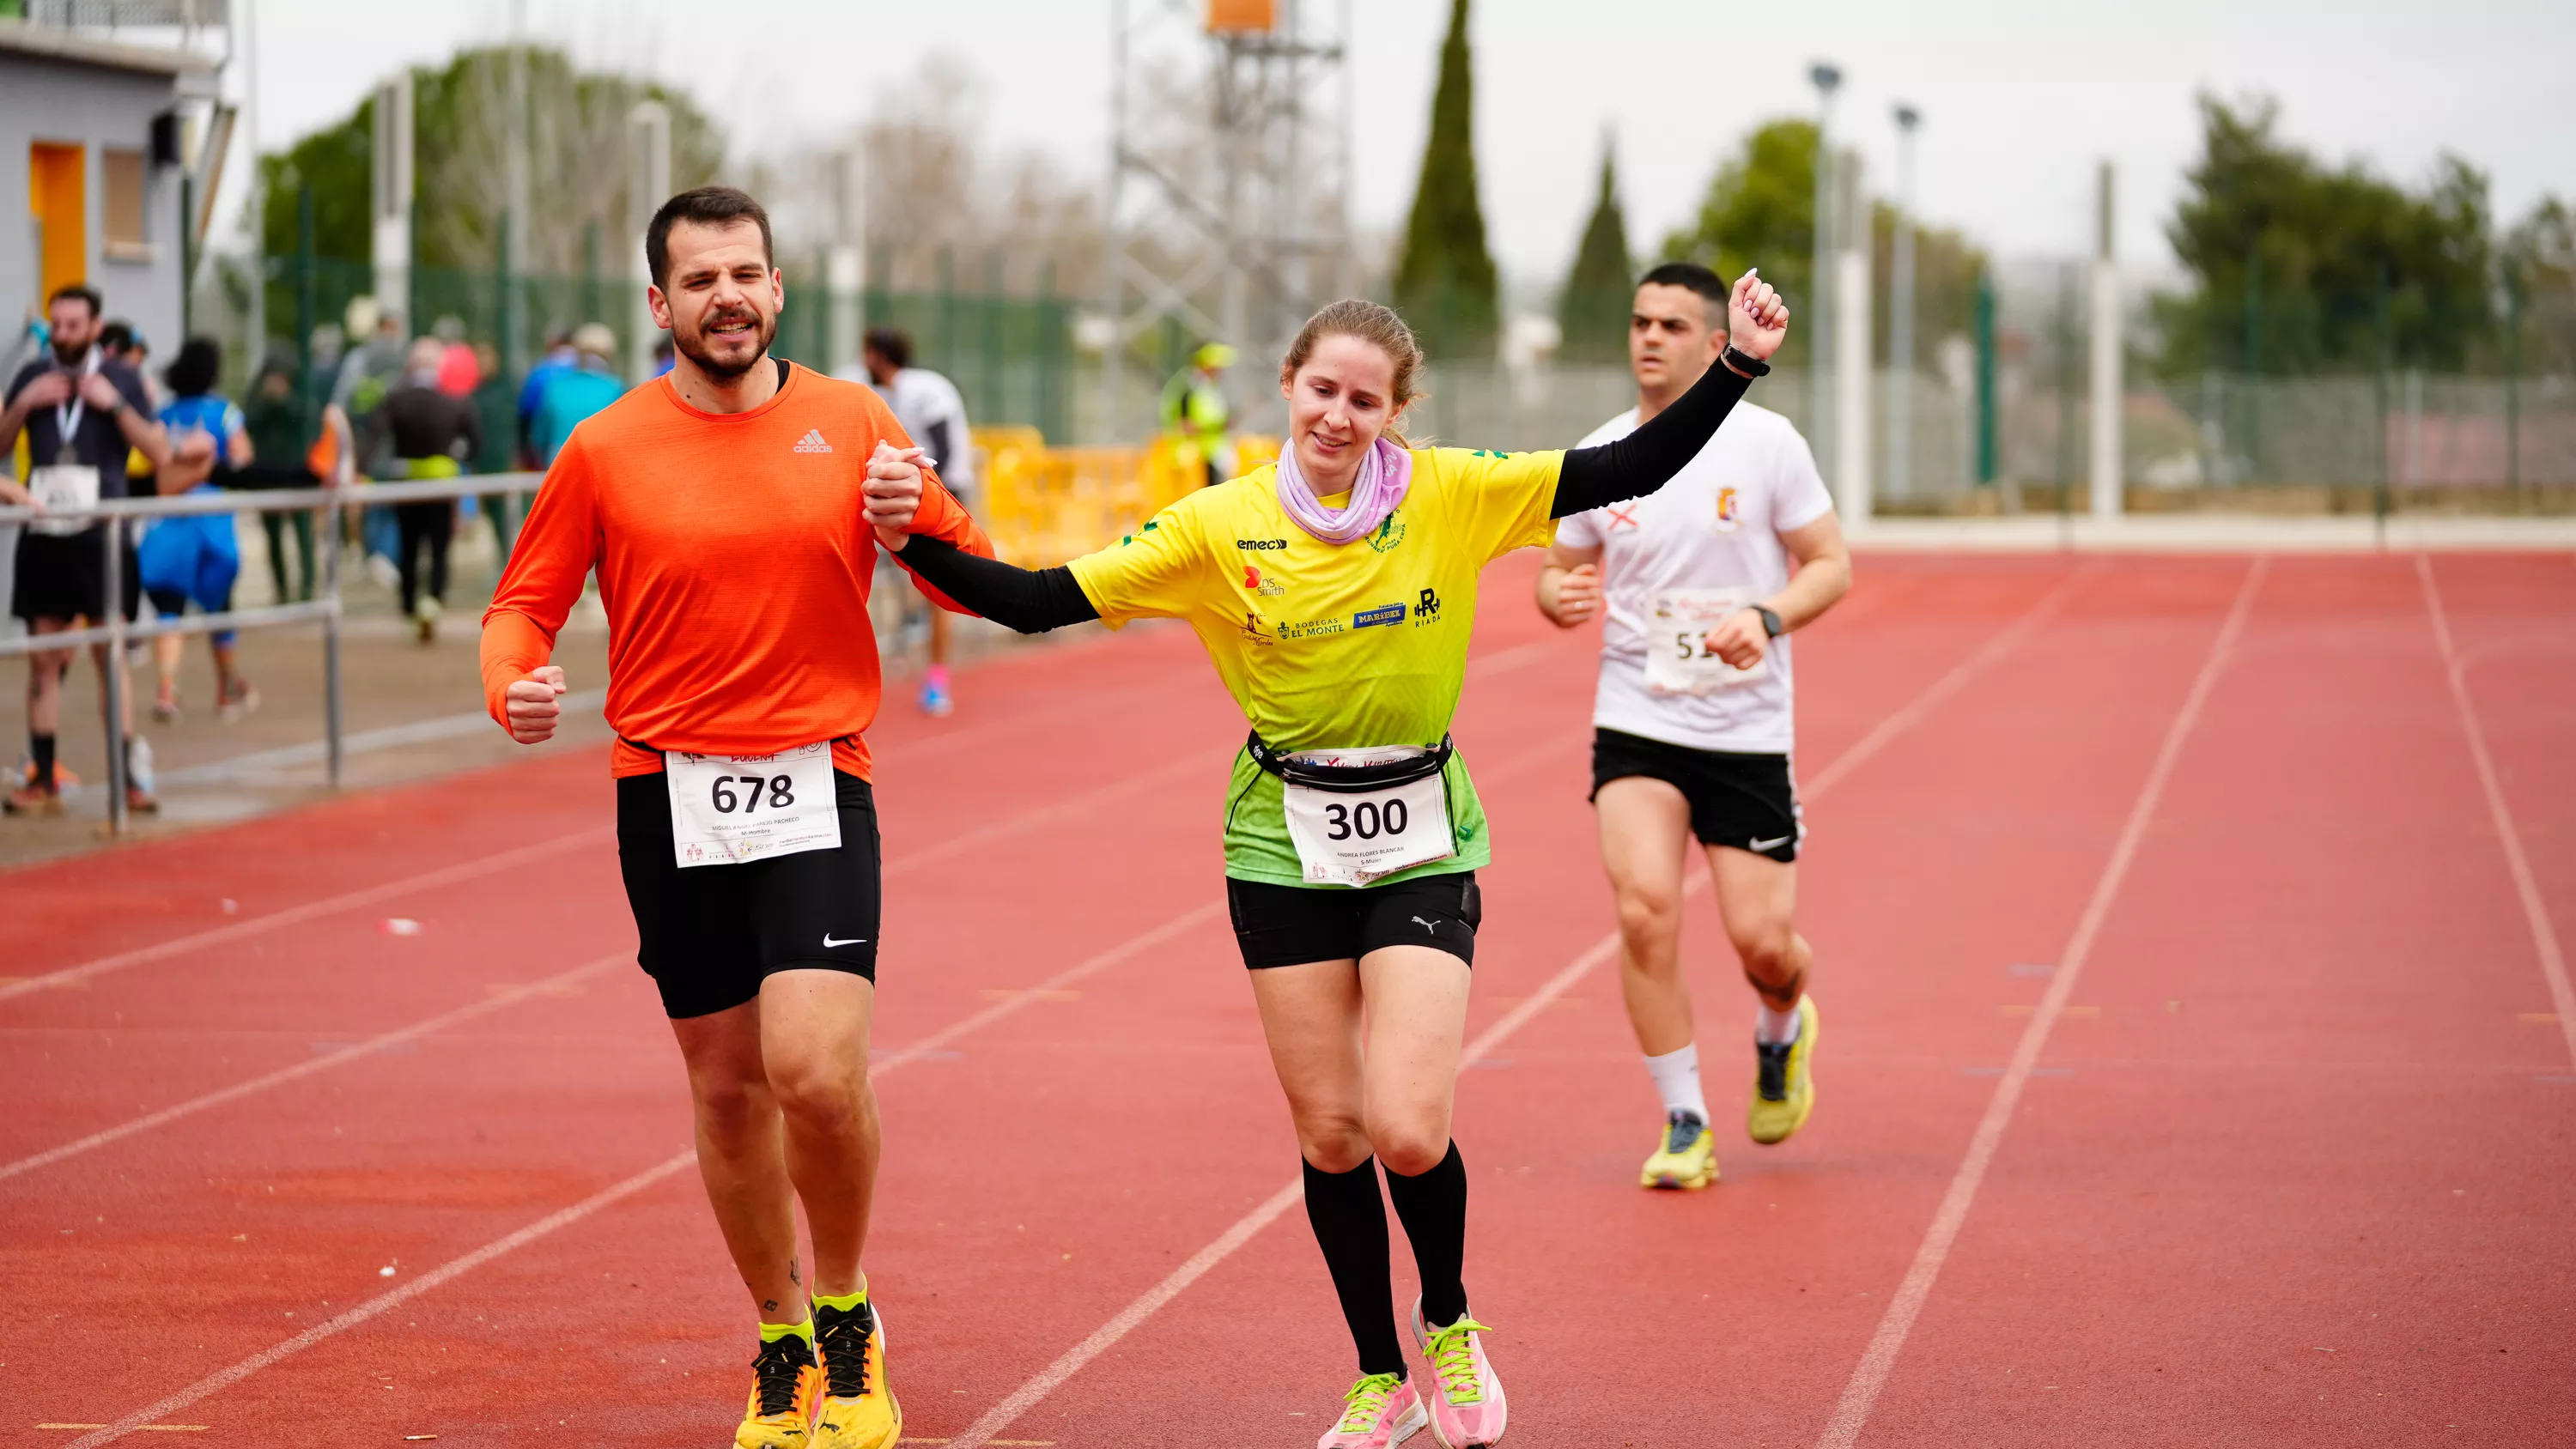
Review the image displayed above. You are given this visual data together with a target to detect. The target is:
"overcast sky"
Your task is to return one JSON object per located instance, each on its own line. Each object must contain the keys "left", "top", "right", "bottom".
{"left": 223, "top": 0, "right": 2574, "bottom": 289}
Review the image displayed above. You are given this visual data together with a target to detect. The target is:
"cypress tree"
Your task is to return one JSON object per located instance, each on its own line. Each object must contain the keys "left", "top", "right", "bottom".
{"left": 1557, "top": 137, "right": 1633, "bottom": 364}
{"left": 1394, "top": 0, "right": 1498, "bottom": 361}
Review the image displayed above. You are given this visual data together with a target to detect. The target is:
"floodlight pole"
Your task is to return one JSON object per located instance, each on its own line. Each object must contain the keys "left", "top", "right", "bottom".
{"left": 2087, "top": 159, "right": 2122, "bottom": 519}
{"left": 504, "top": 0, "right": 530, "bottom": 379}
{"left": 369, "top": 70, "right": 413, "bottom": 333}
{"left": 1807, "top": 63, "right": 1840, "bottom": 484}
{"left": 627, "top": 102, "right": 671, "bottom": 384}
{"left": 1886, "top": 104, "right": 1918, "bottom": 505}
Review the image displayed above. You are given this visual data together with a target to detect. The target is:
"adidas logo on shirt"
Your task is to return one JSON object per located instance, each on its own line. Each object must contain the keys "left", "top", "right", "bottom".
{"left": 793, "top": 429, "right": 833, "bottom": 454}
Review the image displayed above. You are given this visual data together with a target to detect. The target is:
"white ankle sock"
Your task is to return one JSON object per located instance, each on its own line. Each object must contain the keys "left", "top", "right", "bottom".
{"left": 1643, "top": 1043, "right": 1708, "bottom": 1123}
{"left": 1757, "top": 1000, "right": 1802, "bottom": 1045}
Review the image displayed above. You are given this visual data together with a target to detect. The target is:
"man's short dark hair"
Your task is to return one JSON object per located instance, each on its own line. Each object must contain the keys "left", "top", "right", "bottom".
{"left": 863, "top": 326, "right": 914, "bottom": 370}
{"left": 1637, "top": 261, "right": 1730, "bottom": 323}
{"left": 48, "top": 283, "right": 104, "bottom": 318}
{"left": 99, "top": 319, "right": 141, "bottom": 356}
{"left": 645, "top": 186, "right": 774, "bottom": 290}
{"left": 165, "top": 336, "right": 222, "bottom": 397}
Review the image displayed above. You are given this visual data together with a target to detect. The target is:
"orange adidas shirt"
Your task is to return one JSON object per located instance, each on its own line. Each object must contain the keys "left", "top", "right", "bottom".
{"left": 479, "top": 361, "right": 992, "bottom": 780}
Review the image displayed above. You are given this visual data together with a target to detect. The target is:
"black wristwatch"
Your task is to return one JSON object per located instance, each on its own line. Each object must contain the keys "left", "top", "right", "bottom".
{"left": 1748, "top": 604, "right": 1784, "bottom": 638}
{"left": 1721, "top": 344, "right": 1771, "bottom": 379}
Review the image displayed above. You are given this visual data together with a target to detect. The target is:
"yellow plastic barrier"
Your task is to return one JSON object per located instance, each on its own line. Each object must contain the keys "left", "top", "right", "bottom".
{"left": 975, "top": 428, "right": 1279, "bottom": 566}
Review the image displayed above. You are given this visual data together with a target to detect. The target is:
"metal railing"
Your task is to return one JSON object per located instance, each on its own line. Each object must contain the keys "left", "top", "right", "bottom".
{"left": 0, "top": 474, "right": 540, "bottom": 834}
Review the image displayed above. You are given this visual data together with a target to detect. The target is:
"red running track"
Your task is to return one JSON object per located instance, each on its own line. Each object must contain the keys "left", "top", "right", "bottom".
{"left": 2, "top": 550, "right": 2570, "bottom": 1447}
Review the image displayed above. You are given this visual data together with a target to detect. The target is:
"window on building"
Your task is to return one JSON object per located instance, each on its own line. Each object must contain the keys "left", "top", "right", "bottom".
{"left": 102, "top": 147, "right": 151, "bottom": 262}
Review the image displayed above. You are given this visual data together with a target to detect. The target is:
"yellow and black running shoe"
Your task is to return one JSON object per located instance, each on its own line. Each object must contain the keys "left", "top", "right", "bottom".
{"left": 812, "top": 1297, "right": 902, "bottom": 1449}
{"left": 1747, "top": 996, "right": 1820, "bottom": 1145}
{"left": 735, "top": 1332, "right": 821, "bottom": 1449}
{"left": 1640, "top": 1110, "right": 1719, "bottom": 1190}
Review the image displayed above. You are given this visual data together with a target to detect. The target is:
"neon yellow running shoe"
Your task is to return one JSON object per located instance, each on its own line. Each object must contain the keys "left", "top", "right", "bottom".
{"left": 1639, "top": 1110, "right": 1719, "bottom": 1190}
{"left": 735, "top": 1333, "right": 820, "bottom": 1449}
{"left": 811, "top": 1296, "right": 902, "bottom": 1449}
{"left": 1747, "top": 996, "right": 1820, "bottom": 1145}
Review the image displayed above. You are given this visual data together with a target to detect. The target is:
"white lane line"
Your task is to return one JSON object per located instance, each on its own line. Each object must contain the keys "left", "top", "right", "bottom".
{"left": 941, "top": 567, "right": 2097, "bottom": 1449}
{"left": 9, "top": 745, "right": 1210, "bottom": 1008}
{"left": 1813, "top": 556, "right": 2269, "bottom": 1449}
{"left": 2417, "top": 555, "right": 2576, "bottom": 1070}
{"left": 0, "top": 955, "right": 629, "bottom": 1184}
{"left": 0, "top": 829, "right": 613, "bottom": 1003}
{"left": 59, "top": 901, "right": 1230, "bottom": 1446}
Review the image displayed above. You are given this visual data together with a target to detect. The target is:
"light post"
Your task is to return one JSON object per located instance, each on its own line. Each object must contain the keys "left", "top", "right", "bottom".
{"left": 1807, "top": 62, "right": 1840, "bottom": 482}
{"left": 1886, "top": 103, "right": 1919, "bottom": 501}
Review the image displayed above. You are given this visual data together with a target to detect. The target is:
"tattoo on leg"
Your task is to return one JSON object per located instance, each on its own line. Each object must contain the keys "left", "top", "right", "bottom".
{"left": 763, "top": 1298, "right": 780, "bottom": 1314}
{"left": 789, "top": 1256, "right": 803, "bottom": 1287}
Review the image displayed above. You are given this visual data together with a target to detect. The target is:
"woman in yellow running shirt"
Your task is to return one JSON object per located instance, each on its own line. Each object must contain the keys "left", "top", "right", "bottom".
{"left": 871, "top": 276, "right": 1787, "bottom": 1449}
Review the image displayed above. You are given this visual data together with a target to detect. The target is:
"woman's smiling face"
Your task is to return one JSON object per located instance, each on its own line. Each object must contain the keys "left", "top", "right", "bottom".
{"left": 1283, "top": 333, "right": 1401, "bottom": 490}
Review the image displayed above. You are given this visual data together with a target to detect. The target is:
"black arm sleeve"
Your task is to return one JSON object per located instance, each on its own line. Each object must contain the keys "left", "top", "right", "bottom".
{"left": 1550, "top": 358, "right": 1755, "bottom": 518}
{"left": 895, "top": 534, "right": 1100, "bottom": 634}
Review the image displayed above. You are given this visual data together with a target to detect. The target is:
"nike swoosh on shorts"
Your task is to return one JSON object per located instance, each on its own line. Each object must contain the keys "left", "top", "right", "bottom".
{"left": 823, "top": 935, "right": 867, "bottom": 948}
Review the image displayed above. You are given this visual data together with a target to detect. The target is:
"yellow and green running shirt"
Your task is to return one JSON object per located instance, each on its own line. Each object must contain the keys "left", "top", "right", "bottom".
{"left": 1069, "top": 446, "right": 1564, "bottom": 888}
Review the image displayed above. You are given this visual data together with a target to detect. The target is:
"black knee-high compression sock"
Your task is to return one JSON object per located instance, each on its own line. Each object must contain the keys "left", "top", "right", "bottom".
{"left": 1302, "top": 1157, "right": 1406, "bottom": 1379}
{"left": 31, "top": 733, "right": 57, "bottom": 790}
{"left": 1384, "top": 1141, "right": 1470, "bottom": 1327}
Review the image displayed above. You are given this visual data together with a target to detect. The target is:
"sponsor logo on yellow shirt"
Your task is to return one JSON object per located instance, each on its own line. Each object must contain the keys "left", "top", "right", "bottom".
{"left": 1364, "top": 510, "right": 1407, "bottom": 554}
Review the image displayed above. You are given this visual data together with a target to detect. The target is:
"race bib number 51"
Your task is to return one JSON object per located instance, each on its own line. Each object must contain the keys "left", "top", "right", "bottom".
{"left": 665, "top": 741, "right": 839, "bottom": 868}
{"left": 1641, "top": 587, "right": 1766, "bottom": 695}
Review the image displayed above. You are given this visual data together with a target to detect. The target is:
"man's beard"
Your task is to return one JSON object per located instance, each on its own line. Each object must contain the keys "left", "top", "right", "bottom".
{"left": 51, "top": 335, "right": 89, "bottom": 365}
{"left": 674, "top": 306, "right": 776, "bottom": 381}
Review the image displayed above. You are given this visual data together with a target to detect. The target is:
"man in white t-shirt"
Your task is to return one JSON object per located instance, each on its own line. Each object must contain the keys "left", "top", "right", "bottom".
{"left": 1538, "top": 261, "right": 1852, "bottom": 1191}
{"left": 854, "top": 328, "right": 976, "bottom": 718}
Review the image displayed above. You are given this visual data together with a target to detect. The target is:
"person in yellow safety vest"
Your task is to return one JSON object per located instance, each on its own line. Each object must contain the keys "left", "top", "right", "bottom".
{"left": 1160, "top": 341, "right": 1238, "bottom": 488}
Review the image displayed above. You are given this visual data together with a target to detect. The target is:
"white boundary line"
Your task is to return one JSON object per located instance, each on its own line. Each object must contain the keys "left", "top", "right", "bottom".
{"left": 2415, "top": 555, "right": 2576, "bottom": 1069}
{"left": 1812, "top": 556, "right": 2269, "bottom": 1449}
{"left": 60, "top": 900, "right": 1229, "bottom": 1447}
{"left": 941, "top": 565, "right": 2099, "bottom": 1449}
{"left": 0, "top": 955, "right": 629, "bottom": 1184}
{"left": 0, "top": 829, "right": 613, "bottom": 1003}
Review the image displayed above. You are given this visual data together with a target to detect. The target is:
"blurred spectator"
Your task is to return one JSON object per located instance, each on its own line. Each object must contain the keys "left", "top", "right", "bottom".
{"left": 532, "top": 324, "right": 625, "bottom": 468}
{"left": 100, "top": 320, "right": 161, "bottom": 496}
{"left": 1161, "top": 342, "right": 1237, "bottom": 488}
{"left": 237, "top": 356, "right": 319, "bottom": 603}
{"left": 139, "top": 336, "right": 257, "bottom": 722}
{"left": 331, "top": 298, "right": 408, "bottom": 583}
{"left": 433, "top": 315, "right": 482, "bottom": 397}
{"left": 0, "top": 283, "right": 171, "bottom": 817}
{"left": 856, "top": 325, "right": 975, "bottom": 718}
{"left": 362, "top": 336, "right": 483, "bottom": 644}
{"left": 652, "top": 335, "right": 676, "bottom": 378}
{"left": 516, "top": 326, "right": 577, "bottom": 467}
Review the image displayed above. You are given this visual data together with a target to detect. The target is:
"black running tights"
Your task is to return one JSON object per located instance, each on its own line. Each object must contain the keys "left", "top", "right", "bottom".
{"left": 1302, "top": 1143, "right": 1471, "bottom": 1379}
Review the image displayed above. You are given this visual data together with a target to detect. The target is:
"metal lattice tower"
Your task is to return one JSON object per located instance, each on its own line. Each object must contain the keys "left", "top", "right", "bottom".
{"left": 1101, "top": 0, "right": 1352, "bottom": 441}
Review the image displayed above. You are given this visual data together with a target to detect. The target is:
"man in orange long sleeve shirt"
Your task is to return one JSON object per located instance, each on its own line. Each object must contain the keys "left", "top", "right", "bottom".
{"left": 482, "top": 188, "right": 987, "bottom": 1449}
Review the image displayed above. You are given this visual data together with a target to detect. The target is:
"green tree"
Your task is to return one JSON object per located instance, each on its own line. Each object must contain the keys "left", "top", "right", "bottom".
{"left": 1393, "top": 0, "right": 1498, "bottom": 361}
{"left": 2154, "top": 95, "right": 2494, "bottom": 374}
{"left": 1662, "top": 118, "right": 1819, "bottom": 323}
{"left": 1556, "top": 138, "right": 1633, "bottom": 364}
{"left": 257, "top": 45, "right": 724, "bottom": 338}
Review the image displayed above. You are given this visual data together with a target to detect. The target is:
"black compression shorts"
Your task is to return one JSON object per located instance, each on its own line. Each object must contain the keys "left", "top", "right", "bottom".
{"left": 1589, "top": 727, "right": 1803, "bottom": 863}
{"left": 614, "top": 769, "right": 883, "bottom": 1018}
{"left": 1226, "top": 871, "right": 1481, "bottom": 969}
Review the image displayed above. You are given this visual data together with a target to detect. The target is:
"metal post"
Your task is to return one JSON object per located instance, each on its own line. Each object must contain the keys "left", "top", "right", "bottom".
{"left": 2057, "top": 263, "right": 2077, "bottom": 538}
{"left": 1831, "top": 149, "right": 1871, "bottom": 532}
{"left": 2373, "top": 264, "right": 2391, "bottom": 543}
{"left": 1102, "top": 0, "right": 1127, "bottom": 442}
{"left": 628, "top": 101, "right": 671, "bottom": 385}
{"left": 2087, "top": 160, "right": 2122, "bottom": 519}
{"left": 2242, "top": 253, "right": 2262, "bottom": 481}
{"left": 1974, "top": 270, "right": 1997, "bottom": 490}
{"left": 2505, "top": 266, "right": 2522, "bottom": 507}
{"left": 371, "top": 69, "right": 415, "bottom": 335}
{"left": 503, "top": 8, "right": 530, "bottom": 384}
{"left": 1886, "top": 104, "right": 1919, "bottom": 504}
{"left": 323, "top": 488, "right": 344, "bottom": 787}
{"left": 102, "top": 520, "right": 130, "bottom": 832}
{"left": 1807, "top": 63, "right": 1841, "bottom": 477}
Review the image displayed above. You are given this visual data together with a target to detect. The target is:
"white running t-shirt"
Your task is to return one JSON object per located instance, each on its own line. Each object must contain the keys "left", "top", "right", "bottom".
{"left": 1554, "top": 400, "right": 1832, "bottom": 755}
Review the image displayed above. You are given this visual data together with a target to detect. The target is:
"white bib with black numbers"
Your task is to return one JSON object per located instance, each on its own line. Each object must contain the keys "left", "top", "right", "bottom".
{"left": 27, "top": 464, "right": 100, "bottom": 537}
{"left": 1279, "top": 745, "right": 1456, "bottom": 888}
{"left": 1641, "top": 586, "right": 1767, "bottom": 695}
{"left": 664, "top": 741, "right": 839, "bottom": 868}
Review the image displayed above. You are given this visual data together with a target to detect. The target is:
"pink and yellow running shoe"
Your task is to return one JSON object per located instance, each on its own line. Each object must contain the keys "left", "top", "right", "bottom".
{"left": 1410, "top": 1301, "right": 1506, "bottom": 1448}
{"left": 1316, "top": 1371, "right": 1428, "bottom": 1448}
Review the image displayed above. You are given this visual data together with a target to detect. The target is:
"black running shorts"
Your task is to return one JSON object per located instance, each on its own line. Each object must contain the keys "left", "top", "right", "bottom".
{"left": 614, "top": 769, "right": 884, "bottom": 1019}
{"left": 1226, "top": 871, "right": 1482, "bottom": 969}
{"left": 1589, "top": 726, "right": 1802, "bottom": 863}
{"left": 12, "top": 527, "right": 142, "bottom": 625}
